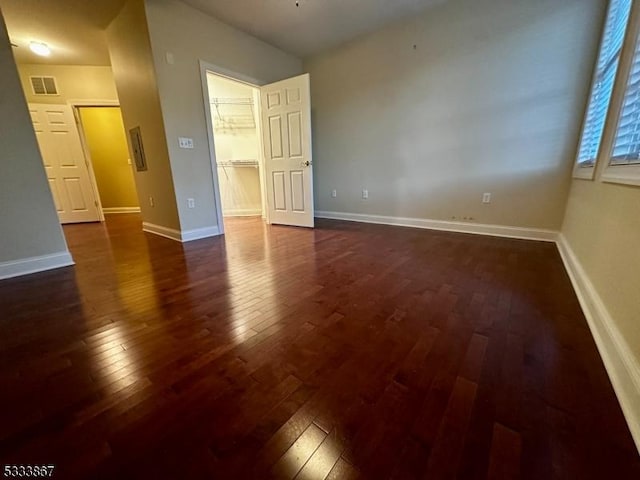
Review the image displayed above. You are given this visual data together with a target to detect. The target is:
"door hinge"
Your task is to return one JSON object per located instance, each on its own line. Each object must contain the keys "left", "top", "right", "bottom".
{"left": 94, "top": 200, "right": 98, "bottom": 207}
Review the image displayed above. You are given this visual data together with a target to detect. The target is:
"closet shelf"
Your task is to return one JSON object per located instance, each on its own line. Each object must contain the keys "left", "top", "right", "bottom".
{"left": 211, "top": 97, "right": 256, "bottom": 129}
{"left": 217, "top": 159, "right": 259, "bottom": 168}
{"left": 210, "top": 97, "right": 253, "bottom": 106}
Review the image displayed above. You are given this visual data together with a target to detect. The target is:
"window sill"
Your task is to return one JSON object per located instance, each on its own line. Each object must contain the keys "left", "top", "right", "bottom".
{"left": 600, "top": 163, "right": 640, "bottom": 186}
{"left": 572, "top": 164, "right": 596, "bottom": 180}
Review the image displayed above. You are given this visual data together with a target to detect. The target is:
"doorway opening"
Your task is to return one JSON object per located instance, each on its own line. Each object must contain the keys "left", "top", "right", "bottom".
{"left": 76, "top": 106, "right": 140, "bottom": 216}
{"left": 28, "top": 102, "right": 139, "bottom": 226}
{"left": 202, "top": 65, "right": 315, "bottom": 237}
{"left": 205, "top": 72, "right": 266, "bottom": 229}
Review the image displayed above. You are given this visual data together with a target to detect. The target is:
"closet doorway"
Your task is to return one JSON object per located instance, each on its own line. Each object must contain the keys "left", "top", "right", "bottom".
{"left": 203, "top": 64, "right": 315, "bottom": 236}
{"left": 206, "top": 72, "right": 266, "bottom": 223}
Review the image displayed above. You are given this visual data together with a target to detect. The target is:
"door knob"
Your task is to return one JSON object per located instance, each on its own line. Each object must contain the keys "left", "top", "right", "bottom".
{"left": 302, "top": 160, "right": 312, "bottom": 167}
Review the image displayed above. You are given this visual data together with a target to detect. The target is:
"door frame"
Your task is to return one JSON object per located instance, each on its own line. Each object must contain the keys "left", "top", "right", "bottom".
{"left": 199, "top": 60, "right": 269, "bottom": 236}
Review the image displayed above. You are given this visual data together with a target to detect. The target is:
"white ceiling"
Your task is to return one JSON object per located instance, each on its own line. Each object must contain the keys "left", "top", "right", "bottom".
{"left": 0, "top": 0, "right": 124, "bottom": 65}
{"left": 0, "top": 0, "right": 444, "bottom": 66}
{"left": 180, "top": 0, "right": 446, "bottom": 58}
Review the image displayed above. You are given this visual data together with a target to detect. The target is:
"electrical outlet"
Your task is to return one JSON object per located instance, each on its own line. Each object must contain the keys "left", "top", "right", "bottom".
{"left": 482, "top": 192, "right": 491, "bottom": 204}
{"left": 178, "top": 137, "right": 194, "bottom": 149}
{"left": 362, "top": 189, "right": 369, "bottom": 199}
{"left": 187, "top": 198, "right": 195, "bottom": 209}
{"left": 149, "top": 196, "right": 154, "bottom": 207}
{"left": 331, "top": 189, "right": 337, "bottom": 198}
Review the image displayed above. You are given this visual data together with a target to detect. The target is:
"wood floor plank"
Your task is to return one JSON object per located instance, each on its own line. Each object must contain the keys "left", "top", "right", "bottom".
{"left": 294, "top": 428, "right": 343, "bottom": 479}
{"left": 271, "top": 423, "right": 327, "bottom": 479}
{"left": 423, "top": 376, "right": 479, "bottom": 479}
{"left": 487, "top": 423, "right": 522, "bottom": 480}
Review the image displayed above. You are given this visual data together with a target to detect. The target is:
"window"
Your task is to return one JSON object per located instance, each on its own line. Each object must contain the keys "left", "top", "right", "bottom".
{"left": 604, "top": 17, "right": 640, "bottom": 186}
{"left": 611, "top": 29, "right": 640, "bottom": 165}
{"left": 574, "top": 0, "right": 632, "bottom": 178}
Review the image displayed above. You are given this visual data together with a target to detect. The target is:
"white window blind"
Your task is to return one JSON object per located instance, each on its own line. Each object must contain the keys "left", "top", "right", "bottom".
{"left": 576, "top": 0, "right": 632, "bottom": 167}
{"left": 611, "top": 30, "right": 640, "bottom": 165}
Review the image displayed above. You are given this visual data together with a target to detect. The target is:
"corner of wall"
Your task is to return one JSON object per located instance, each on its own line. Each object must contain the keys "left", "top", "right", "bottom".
{"left": 105, "top": 0, "right": 181, "bottom": 233}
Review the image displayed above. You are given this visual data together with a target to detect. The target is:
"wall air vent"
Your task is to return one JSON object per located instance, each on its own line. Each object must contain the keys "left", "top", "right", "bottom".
{"left": 30, "top": 76, "right": 58, "bottom": 96}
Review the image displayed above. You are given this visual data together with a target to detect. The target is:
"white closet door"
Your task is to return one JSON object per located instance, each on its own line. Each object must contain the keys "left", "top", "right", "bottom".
{"left": 29, "top": 103, "right": 100, "bottom": 224}
{"left": 260, "top": 74, "right": 314, "bottom": 228}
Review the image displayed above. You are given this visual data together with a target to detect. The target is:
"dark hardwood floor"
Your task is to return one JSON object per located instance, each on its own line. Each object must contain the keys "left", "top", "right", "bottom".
{"left": 0, "top": 214, "right": 637, "bottom": 479}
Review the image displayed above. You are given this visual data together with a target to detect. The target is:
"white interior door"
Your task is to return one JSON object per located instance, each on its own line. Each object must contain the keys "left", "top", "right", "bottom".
{"left": 260, "top": 73, "right": 314, "bottom": 228}
{"left": 29, "top": 103, "right": 100, "bottom": 224}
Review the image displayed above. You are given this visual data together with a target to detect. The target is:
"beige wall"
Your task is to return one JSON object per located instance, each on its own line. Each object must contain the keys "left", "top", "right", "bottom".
{"left": 561, "top": 3, "right": 640, "bottom": 381}
{"left": 144, "top": 0, "right": 302, "bottom": 232}
{"left": 304, "top": 0, "right": 604, "bottom": 230}
{"left": 106, "top": 0, "right": 180, "bottom": 230}
{"left": 218, "top": 167, "right": 262, "bottom": 216}
{"left": 562, "top": 182, "right": 640, "bottom": 349}
{"left": 0, "top": 14, "right": 69, "bottom": 264}
{"left": 17, "top": 64, "right": 118, "bottom": 105}
{"left": 79, "top": 107, "right": 139, "bottom": 209}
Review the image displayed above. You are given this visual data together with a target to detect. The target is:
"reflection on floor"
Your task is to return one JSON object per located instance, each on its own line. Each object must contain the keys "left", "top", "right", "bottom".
{"left": 0, "top": 214, "right": 638, "bottom": 478}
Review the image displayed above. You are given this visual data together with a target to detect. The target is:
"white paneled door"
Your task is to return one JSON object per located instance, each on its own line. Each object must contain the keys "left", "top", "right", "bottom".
{"left": 29, "top": 104, "right": 100, "bottom": 224}
{"left": 260, "top": 74, "right": 314, "bottom": 228}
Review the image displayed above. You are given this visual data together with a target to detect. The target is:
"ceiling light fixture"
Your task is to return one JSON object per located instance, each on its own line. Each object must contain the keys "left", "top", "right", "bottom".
{"left": 29, "top": 41, "right": 51, "bottom": 57}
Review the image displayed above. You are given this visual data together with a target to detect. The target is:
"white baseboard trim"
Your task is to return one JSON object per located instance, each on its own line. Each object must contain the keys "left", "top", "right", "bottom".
{"left": 222, "top": 208, "right": 262, "bottom": 217}
{"left": 142, "top": 222, "right": 221, "bottom": 243}
{"left": 181, "top": 225, "right": 221, "bottom": 242}
{"left": 0, "top": 251, "right": 74, "bottom": 280}
{"left": 142, "top": 222, "right": 182, "bottom": 242}
{"left": 557, "top": 234, "right": 640, "bottom": 452}
{"left": 102, "top": 207, "right": 141, "bottom": 214}
{"left": 315, "top": 210, "right": 558, "bottom": 242}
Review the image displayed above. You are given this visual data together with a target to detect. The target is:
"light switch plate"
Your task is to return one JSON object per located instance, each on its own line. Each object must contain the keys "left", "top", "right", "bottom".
{"left": 178, "top": 137, "right": 194, "bottom": 149}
